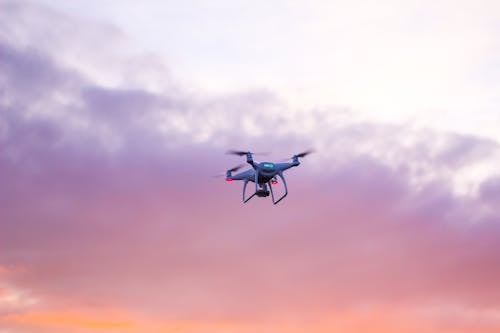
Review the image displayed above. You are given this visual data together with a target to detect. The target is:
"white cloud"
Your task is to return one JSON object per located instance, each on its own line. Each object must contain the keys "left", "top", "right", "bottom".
{"left": 3, "top": 0, "right": 500, "bottom": 198}
{"left": 29, "top": 0, "right": 500, "bottom": 146}
{"left": 0, "top": 283, "right": 38, "bottom": 311}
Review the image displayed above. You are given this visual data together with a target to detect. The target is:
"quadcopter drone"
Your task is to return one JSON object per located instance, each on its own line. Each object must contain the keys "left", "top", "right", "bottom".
{"left": 217, "top": 150, "right": 313, "bottom": 204}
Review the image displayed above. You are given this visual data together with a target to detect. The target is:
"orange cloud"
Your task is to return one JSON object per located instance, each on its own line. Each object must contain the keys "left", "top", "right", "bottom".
{"left": 2, "top": 309, "right": 134, "bottom": 332}
{"left": 3, "top": 304, "right": 500, "bottom": 333}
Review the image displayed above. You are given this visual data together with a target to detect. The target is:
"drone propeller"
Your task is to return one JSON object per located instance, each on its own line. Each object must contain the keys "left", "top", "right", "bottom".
{"left": 228, "top": 164, "right": 246, "bottom": 172}
{"left": 295, "top": 149, "right": 315, "bottom": 158}
{"left": 279, "top": 149, "right": 315, "bottom": 161}
{"left": 226, "top": 150, "right": 268, "bottom": 156}
{"left": 213, "top": 164, "right": 246, "bottom": 178}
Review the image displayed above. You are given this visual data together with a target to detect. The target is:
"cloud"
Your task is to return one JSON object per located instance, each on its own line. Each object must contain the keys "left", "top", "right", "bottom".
{"left": 1, "top": 1, "right": 500, "bottom": 333}
{"left": 479, "top": 176, "right": 500, "bottom": 208}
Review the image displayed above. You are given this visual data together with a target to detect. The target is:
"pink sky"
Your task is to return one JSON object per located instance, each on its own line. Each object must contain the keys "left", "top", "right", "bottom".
{"left": 1, "top": 1, "right": 500, "bottom": 332}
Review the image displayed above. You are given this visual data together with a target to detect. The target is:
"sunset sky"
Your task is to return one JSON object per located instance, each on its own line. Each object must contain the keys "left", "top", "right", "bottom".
{"left": 1, "top": 1, "right": 500, "bottom": 332}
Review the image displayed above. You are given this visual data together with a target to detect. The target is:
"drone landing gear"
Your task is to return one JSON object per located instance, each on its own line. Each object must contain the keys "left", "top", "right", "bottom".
{"left": 269, "top": 172, "right": 288, "bottom": 205}
{"left": 242, "top": 181, "right": 265, "bottom": 203}
{"left": 242, "top": 172, "right": 288, "bottom": 205}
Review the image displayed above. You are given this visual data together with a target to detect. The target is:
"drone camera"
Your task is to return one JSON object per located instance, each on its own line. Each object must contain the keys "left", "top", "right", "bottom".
{"left": 256, "top": 189, "right": 270, "bottom": 197}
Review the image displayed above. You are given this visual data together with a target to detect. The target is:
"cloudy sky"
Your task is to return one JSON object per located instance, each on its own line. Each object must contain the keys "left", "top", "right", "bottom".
{"left": 1, "top": 0, "right": 500, "bottom": 332}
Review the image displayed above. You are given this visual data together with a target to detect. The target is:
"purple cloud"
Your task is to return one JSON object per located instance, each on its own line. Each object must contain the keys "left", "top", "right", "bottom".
{"left": 1, "top": 2, "right": 500, "bottom": 332}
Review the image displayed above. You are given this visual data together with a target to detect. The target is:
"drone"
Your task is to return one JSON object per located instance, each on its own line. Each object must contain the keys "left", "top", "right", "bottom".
{"left": 216, "top": 149, "right": 313, "bottom": 204}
